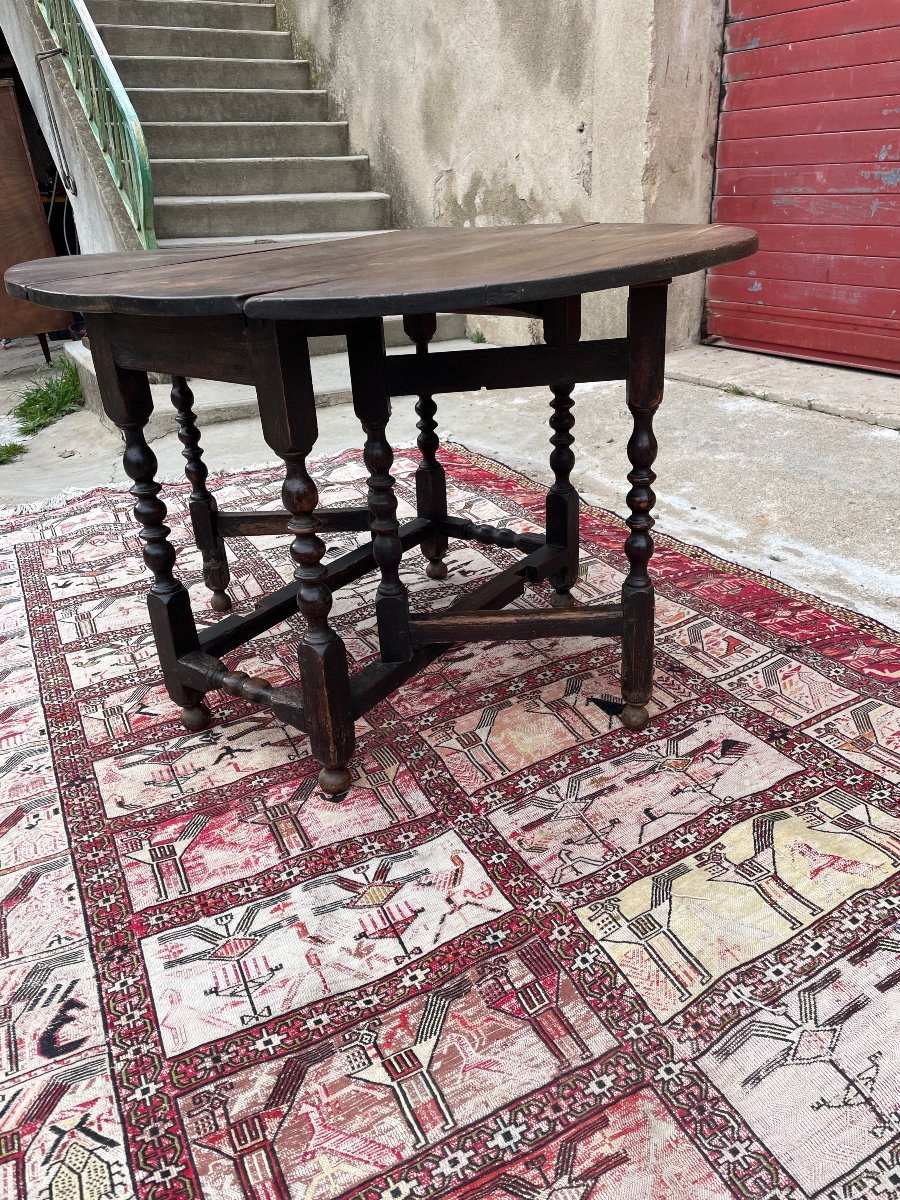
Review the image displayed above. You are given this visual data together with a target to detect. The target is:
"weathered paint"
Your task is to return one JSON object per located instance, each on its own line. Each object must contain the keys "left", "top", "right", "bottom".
{"left": 709, "top": 0, "right": 900, "bottom": 373}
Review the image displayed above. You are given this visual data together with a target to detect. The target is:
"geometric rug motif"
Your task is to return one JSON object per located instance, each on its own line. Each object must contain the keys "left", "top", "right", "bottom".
{"left": 0, "top": 443, "right": 898, "bottom": 1200}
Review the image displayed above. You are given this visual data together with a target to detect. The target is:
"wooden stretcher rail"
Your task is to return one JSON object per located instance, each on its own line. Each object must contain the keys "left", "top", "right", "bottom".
{"left": 409, "top": 604, "right": 624, "bottom": 646}
{"left": 385, "top": 338, "right": 629, "bottom": 396}
{"left": 216, "top": 505, "right": 372, "bottom": 538}
{"left": 199, "top": 517, "right": 429, "bottom": 658}
{"left": 177, "top": 651, "right": 307, "bottom": 731}
{"left": 439, "top": 516, "right": 545, "bottom": 554}
{"left": 352, "top": 542, "right": 568, "bottom": 717}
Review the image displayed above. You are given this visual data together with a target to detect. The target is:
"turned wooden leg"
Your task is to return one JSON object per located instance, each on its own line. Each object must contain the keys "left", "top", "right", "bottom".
{"left": 404, "top": 314, "right": 449, "bottom": 580}
{"left": 87, "top": 317, "right": 210, "bottom": 731}
{"left": 621, "top": 283, "right": 668, "bottom": 732}
{"left": 170, "top": 376, "right": 232, "bottom": 613}
{"left": 348, "top": 319, "right": 411, "bottom": 663}
{"left": 543, "top": 297, "right": 581, "bottom": 609}
{"left": 250, "top": 320, "right": 355, "bottom": 797}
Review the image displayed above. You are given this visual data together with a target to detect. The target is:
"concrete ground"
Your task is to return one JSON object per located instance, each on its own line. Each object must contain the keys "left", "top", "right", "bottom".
{"left": 1, "top": 334, "right": 898, "bottom": 632}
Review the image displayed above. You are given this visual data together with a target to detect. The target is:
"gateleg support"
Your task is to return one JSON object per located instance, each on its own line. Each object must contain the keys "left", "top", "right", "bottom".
{"left": 404, "top": 313, "right": 449, "bottom": 581}
{"left": 620, "top": 282, "right": 668, "bottom": 732}
{"left": 543, "top": 297, "right": 581, "bottom": 608}
{"left": 249, "top": 318, "right": 355, "bottom": 797}
{"left": 348, "top": 318, "right": 412, "bottom": 663}
{"left": 170, "top": 375, "right": 232, "bottom": 613}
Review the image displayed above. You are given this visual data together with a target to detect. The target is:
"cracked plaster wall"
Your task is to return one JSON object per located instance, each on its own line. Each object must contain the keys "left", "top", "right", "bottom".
{"left": 279, "top": 0, "right": 726, "bottom": 347}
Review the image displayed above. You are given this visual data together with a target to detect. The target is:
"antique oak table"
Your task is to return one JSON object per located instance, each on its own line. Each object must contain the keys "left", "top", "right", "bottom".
{"left": 6, "top": 223, "right": 757, "bottom": 795}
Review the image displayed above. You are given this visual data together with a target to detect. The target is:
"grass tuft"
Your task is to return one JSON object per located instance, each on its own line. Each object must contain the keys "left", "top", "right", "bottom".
{"left": 469, "top": 327, "right": 487, "bottom": 344}
{"left": 0, "top": 443, "right": 26, "bottom": 465}
{"left": 12, "top": 356, "right": 84, "bottom": 436}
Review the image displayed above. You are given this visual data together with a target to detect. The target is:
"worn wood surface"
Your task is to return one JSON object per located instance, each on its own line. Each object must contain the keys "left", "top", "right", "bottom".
{"left": 408, "top": 606, "right": 624, "bottom": 647}
{"left": 46, "top": 224, "right": 737, "bottom": 792}
{"left": 619, "top": 283, "right": 668, "bottom": 732}
{"left": 7, "top": 223, "right": 757, "bottom": 319}
{"left": 250, "top": 318, "right": 355, "bottom": 795}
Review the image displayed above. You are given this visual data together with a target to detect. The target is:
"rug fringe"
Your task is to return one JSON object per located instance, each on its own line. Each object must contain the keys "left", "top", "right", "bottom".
{"left": 0, "top": 449, "right": 376, "bottom": 522}
{"left": 0, "top": 485, "right": 99, "bottom": 517}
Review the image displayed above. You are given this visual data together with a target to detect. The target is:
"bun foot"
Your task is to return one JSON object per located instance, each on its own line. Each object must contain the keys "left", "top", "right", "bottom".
{"left": 620, "top": 703, "right": 650, "bottom": 732}
{"left": 211, "top": 590, "right": 232, "bottom": 613}
{"left": 181, "top": 703, "right": 212, "bottom": 732}
{"left": 426, "top": 559, "right": 448, "bottom": 581}
{"left": 551, "top": 589, "right": 576, "bottom": 609}
{"left": 319, "top": 765, "right": 352, "bottom": 799}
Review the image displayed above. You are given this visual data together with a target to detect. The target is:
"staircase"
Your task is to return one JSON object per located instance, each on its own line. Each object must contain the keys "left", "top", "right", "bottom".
{"left": 69, "top": 0, "right": 470, "bottom": 411}
{"left": 83, "top": 0, "right": 391, "bottom": 245}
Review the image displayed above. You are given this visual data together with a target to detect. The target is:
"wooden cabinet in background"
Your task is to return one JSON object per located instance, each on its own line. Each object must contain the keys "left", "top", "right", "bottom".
{"left": 0, "top": 79, "right": 72, "bottom": 358}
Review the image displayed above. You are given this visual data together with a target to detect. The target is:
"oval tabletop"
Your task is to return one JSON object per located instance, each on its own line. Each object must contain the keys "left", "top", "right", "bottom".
{"left": 5, "top": 223, "right": 758, "bottom": 320}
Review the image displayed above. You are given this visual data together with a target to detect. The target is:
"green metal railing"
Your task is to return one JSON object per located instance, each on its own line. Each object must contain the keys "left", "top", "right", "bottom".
{"left": 35, "top": 0, "right": 157, "bottom": 248}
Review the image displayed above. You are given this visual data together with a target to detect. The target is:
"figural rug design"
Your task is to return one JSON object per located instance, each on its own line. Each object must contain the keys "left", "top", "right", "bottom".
{"left": 0, "top": 443, "right": 898, "bottom": 1200}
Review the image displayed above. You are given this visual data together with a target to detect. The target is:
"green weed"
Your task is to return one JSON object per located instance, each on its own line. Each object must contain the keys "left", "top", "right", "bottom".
{"left": 0, "top": 442, "right": 26, "bottom": 465}
{"left": 12, "top": 356, "right": 83, "bottom": 436}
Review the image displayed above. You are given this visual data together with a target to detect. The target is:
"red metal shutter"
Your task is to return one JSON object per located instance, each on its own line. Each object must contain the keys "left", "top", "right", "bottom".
{"left": 706, "top": 0, "right": 900, "bottom": 374}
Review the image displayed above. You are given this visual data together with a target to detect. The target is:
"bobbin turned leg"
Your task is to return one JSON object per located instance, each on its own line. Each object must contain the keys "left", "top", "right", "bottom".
{"left": 250, "top": 320, "right": 355, "bottom": 797}
{"left": 87, "top": 319, "right": 210, "bottom": 732}
{"left": 543, "top": 297, "right": 581, "bottom": 609}
{"left": 170, "top": 376, "right": 232, "bottom": 613}
{"left": 621, "top": 283, "right": 668, "bottom": 732}
{"left": 404, "top": 313, "right": 449, "bottom": 581}
{"left": 348, "top": 319, "right": 412, "bottom": 663}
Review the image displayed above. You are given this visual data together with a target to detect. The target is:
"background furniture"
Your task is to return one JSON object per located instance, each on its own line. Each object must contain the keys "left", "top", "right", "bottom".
{"left": 0, "top": 79, "right": 71, "bottom": 359}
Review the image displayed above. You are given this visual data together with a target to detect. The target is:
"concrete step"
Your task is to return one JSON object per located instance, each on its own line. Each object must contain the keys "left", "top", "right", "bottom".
{"left": 154, "top": 191, "right": 391, "bottom": 237}
{"left": 151, "top": 155, "right": 370, "bottom": 196}
{"left": 131, "top": 88, "right": 327, "bottom": 123}
{"left": 113, "top": 56, "right": 310, "bottom": 90}
{"left": 97, "top": 23, "right": 292, "bottom": 59}
{"left": 86, "top": 0, "right": 277, "bottom": 31}
{"left": 143, "top": 121, "right": 349, "bottom": 158}
{"left": 71, "top": 336, "right": 483, "bottom": 439}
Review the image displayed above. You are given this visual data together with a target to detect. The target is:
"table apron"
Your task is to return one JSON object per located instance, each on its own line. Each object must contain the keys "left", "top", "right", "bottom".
{"left": 385, "top": 338, "right": 628, "bottom": 396}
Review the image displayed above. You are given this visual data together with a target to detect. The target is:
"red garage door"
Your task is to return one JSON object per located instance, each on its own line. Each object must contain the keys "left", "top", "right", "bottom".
{"left": 706, "top": 0, "right": 900, "bottom": 374}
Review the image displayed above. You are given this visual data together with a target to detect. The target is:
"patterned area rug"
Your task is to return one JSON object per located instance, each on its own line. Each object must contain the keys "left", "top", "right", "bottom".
{"left": 1, "top": 444, "right": 899, "bottom": 1200}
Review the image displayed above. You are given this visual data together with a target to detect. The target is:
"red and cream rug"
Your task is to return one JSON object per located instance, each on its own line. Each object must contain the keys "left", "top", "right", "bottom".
{"left": 1, "top": 444, "right": 898, "bottom": 1200}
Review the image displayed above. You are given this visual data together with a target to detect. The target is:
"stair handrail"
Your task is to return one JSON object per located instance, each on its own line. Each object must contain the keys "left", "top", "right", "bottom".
{"left": 34, "top": 0, "right": 157, "bottom": 248}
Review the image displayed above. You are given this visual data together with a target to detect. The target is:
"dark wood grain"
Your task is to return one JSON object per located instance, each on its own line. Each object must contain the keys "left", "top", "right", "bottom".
{"left": 177, "top": 651, "right": 306, "bottom": 731}
{"left": 249, "top": 318, "right": 355, "bottom": 796}
{"left": 409, "top": 605, "right": 623, "bottom": 646}
{"left": 170, "top": 376, "right": 232, "bottom": 613}
{"left": 439, "top": 516, "right": 544, "bottom": 554}
{"left": 404, "top": 313, "right": 449, "bottom": 581}
{"left": 215, "top": 506, "right": 372, "bottom": 538}
{"left": 543, "top": 296, "right": 582, "bottom": 609}
{"left": 104, "top": 313, "right": 253, "bottom": 384}
{"left": 36, "top": 221, "right": 747, "bottom": 789}
{"left": 7, "top": 223, "right": 758, "bottom": 318}
{"left": 385, "top": 339, "right": 628, "bottom": 396}
{"left": 347, "top": 318, "right": 412, "bottom": 662}
{"left": 87, "top": 314, "right": 209, "bottom": 731}
{"left": 351, "top": 543, "right": 569, "bottom": 718}
{"left": 620, "top": 283, "right": 668, "bottom": 732}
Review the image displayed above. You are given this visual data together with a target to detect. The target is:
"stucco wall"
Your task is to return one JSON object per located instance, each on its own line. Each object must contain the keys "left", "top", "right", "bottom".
{"left": 1, "top": 0, "right": 139, "bottom": 254}
{"left": 278, "top": 0, "right": 727, "bottom": 346}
